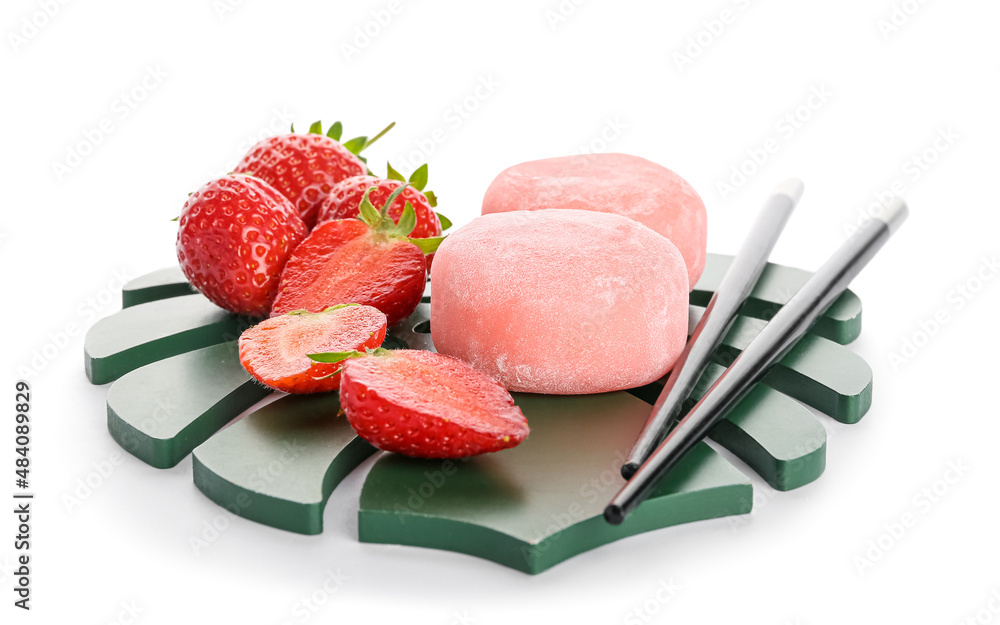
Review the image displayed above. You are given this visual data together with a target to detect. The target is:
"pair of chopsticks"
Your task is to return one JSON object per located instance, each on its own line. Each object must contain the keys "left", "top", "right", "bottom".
{"left": 604, "top": 180, "right": 907, "bottom": 525}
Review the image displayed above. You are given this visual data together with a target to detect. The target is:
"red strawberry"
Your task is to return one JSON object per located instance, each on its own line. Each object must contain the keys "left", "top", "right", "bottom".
{"left": 312, "top": 348, "right": 528, "bottom": 458}
{"left": 235, "top": 121, "right": 394, "bottom": 229}
{"left": 176, "top": 174, "right": 307, "bottom": 317}
{"left": 271, "top": 186, "right": 446, "bottom": 325}
{"left": 238, "top": 304, "right": 386, "bottom": 393}
{"left": 317, "top": 164, "right": 449, "bottom": 269}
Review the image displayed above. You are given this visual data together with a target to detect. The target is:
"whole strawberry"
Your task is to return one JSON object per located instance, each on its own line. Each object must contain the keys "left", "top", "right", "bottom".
{"left": 271, "top": 186, "right": 446, "bottom": 325}
{"left": 235, "top": 120, "right": 393, "bottom": 229}
{"left": 310, "top": 348, "right": 529, "bottom": 458}
{"left": 176, "top": 174, "right": 307, "bottom": 317}
{"left": 317, "top": 163, "right": 445, "bottom": 239}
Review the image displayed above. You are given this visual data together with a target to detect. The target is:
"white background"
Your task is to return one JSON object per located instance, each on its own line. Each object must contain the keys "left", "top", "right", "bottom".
{"left": 3, "top": 0, "right": 999, "bottom": 622}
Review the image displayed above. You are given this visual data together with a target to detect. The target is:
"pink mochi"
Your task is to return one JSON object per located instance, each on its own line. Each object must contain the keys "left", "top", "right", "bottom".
{"left": 481, "top": 153, "right": 707, "bottom": 288}
{"left": 430, "top": 209, "right": 689, "bottom": 395}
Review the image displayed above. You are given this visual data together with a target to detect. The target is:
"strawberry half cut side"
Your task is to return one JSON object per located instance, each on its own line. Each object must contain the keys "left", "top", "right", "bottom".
{"left": 271, "top": 186, "right": 446, "bottom": 325}
{"left": 238, "top": 304, "right": 387, "bottom": 393}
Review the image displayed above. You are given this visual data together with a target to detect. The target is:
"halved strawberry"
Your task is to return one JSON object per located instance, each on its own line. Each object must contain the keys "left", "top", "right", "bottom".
{"left": 238, "top": 304, "right": 387, "bottom": 393}
{"left": 310, "top": 348, "right": 529, "bottom": 458}
{"left": 317, "top": 164, "right": 453, "bottom": 270}
{"left": 271, "top": 186, "right": 446, "bottom": 325}
{"left": 235, "top": 120, "right": 394, "bottom": 229}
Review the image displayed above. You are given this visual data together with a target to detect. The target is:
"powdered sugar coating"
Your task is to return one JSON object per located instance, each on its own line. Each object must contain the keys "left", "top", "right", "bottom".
{"left": 481, "top": 153, "right": 707, "bottom": 288}
{"left": 430, "top": 209, "right": 689, "bottom": 395}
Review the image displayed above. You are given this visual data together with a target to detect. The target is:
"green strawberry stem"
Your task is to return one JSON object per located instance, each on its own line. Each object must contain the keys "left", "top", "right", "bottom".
{"left": 308, "top": 347, "right": 392, "bottom": 364}
{"left": 362, "top": 122, "right": 395, "bottom": 151}
{"left": 358, "top": 185, "right": 414, "bottom": 235}
{"left": 356, "top": 185, "right": 448, "bottom": 254}
{"left": 291, "top": 120, "right": 393, "bottom": 154}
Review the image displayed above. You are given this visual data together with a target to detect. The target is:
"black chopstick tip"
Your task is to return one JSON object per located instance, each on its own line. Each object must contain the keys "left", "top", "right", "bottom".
{"left": 620, "top": 462, "right": 639, "bottom": 480}
{"left": 603, "top": 504, "right": 625, "bottom": 525}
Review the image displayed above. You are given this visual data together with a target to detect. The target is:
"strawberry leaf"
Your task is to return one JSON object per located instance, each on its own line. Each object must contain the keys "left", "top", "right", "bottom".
{"left": 395, "top": 202, "right": 417, "bottom": 237}
{"left": 408, "top": 164, "right": 429, "bottom": 191}
{"left": 342, "top": 136, "right": 367, "bottom": 155}
{"left": 307, "top": 350, "right": 363, "bottom": 364}
{"left": 358, "top": 187, "right": 382, "bottom": 227}
{"left": 424, "top": 190, "right": 438, "bottom": 208}
{"left": 377, "top": 183, "right": 410, "bottom": 223}
{"left": 322, "top": 303, "right": 359, "bottom": 312}
{"left": 312, "top": 370, "right": 343, "bottom": 381}
{"left": 308, "top": 120, "right": 323, "bottom": 134}
{"left": 386, "top": 162, "right": 405, "bottom": 182}
{"left": 435, "top": 211, "right": 452, "bottom": 231}
{"left": 409, "top": 235, "right": 447, "bottom": 255}
{"left": 327, "top": 121, "right": 343, "bottom": 141}
{"left": 358, "top": 183, "right": 414, "bottom": 234}
{"left": 290, "top": 123, "right": 295, "bottom": 132}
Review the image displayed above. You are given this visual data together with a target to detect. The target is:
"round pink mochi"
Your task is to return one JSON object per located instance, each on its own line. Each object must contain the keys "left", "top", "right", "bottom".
{"left": 481, "top": 153, "right": 707, "bottom": 288}
{"left": 430, "top": 209, "right": 689, "bottom": 395}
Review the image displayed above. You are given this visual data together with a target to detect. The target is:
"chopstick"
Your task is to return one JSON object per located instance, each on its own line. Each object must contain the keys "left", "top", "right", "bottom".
{"left": 621, "top": 178, "right": 804, "bottom": 480}
{"left": 605, "top": 197, "right": 908, "bottom": 525}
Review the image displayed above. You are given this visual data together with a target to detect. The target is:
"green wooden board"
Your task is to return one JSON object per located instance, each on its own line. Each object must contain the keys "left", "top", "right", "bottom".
{"left": 627, "top": 359, "right": 827, "bottom": 492}
{"left": 360, "top": 392, "right": 752, "bottom": 574}
{"left": 691, "top": 363, "right": 826, "bottom": 491}
{"left": 84, "top": 294, "right": 249, "bottom": 385}
{"left": 193, "top": 393, "right": 376, "bottom": 535}
{"left": 692, "top": 254, "right": 862, "bottom": 345}
{"left": 107, "top": 341, "right": 271, "bottom": 469}
{"left": 629, "top": 305, "right": 871, "bottom": 425}
{"left": 122, "top": 267, "right": 196, "bottom": 307}
{"left": 87, "top": 253, "right": 874, "bottom": 574}
{"left": 382, "top": 302, "right": 433, "bottom": 351}
{"left": 688, "top": 307, "right": 873, "bottom": 424}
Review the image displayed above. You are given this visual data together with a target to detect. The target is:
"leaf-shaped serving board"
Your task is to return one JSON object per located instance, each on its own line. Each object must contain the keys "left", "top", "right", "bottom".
{"left": 359, "top": 392, "right": 753, "bottom": 574}
{"left": 106, "top": 341, "right": 270, "bottom": 469}
{"left": 193, "top": 393, "right": 376, "bottom": 535}
{"left": 87, "top": 254, "right": 872, "bottom": 574}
